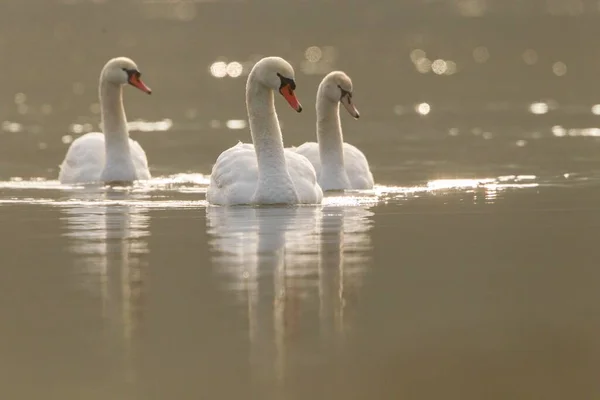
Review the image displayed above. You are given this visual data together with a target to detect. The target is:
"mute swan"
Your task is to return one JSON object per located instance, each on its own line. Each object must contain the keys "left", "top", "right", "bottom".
{"left": 207, "top": 57, "right": 323, "bottom": 205}
{"left": 293, "top": 71, "right": 374, "bottom": 190}
{"left": 58, "top": 57, "right": 152, "bottom": 185}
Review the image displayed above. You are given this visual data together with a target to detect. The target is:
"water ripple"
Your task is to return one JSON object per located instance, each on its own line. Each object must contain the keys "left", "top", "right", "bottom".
{"left": 0, "top": 174, "right": 554, "bottom": 208}
{"left": 0, "top": 198, "right": 207, "bottom": 209}
{"left": 0, "top": 173, "right": 210, "bottom": 191}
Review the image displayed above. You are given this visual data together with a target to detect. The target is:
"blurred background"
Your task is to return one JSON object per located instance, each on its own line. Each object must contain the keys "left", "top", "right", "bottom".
{"left": 2, "top": 2, "right": 600, "bottom": 399}
{"left": 1, "top": 0, "right": 600, "bottom": 182}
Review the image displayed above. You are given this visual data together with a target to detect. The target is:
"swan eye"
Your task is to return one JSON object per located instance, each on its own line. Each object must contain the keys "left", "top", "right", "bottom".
{"left": 338, "top": 85, "right": 352, "bottom": 102}
{"left": 122, "top": 68, "right": 141, "bottom": 83}
{"left": 277, "top": 72, "right": 296, "bottom": 91}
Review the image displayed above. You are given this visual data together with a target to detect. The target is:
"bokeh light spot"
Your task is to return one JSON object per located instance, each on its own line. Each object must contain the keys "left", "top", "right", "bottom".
{"left": 431, "top": 59, "right": 448, "bottom": 75}
{"left": 416, "top": 103, "right": 431, "bottom": 115}
{"left": 210, "top": 61, "right": 227, "bottom": 78}
{"left": 410, "top": 49, "right": 426, "bottom": 63}
{"left": 552, "top": 61, "right": 567, "bottom": 76}
{"left": 305, "top": 46, "right": 322, "bottom": 63}
{"left": 226, "top": 62, "right": 243, "bottom": 78}
{"left": 522, "top": 49, "right": 538, "bottom": 65}
{"left": 529, "top": 102, "right": 549, "bottom": 115}
{"left": 415, "top": 58, "right": 432, "bottom": 73}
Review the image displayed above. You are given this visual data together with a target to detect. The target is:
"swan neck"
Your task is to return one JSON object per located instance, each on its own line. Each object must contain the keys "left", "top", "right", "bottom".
{"left": 317, "top": 96, "right": 345, "bottom": 173}
{"left": 100, "top": 80, "right": 131, "bottom": 158}
{"left": 246, "top": 73, "right": 290, "bottom": 178}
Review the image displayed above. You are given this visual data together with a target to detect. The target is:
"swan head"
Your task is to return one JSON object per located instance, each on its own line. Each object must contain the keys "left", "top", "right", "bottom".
{"left": 319, "top": 71, "right": 359, "bottom": 119}
{"left": 101, "top": 57, "right": 152, "bottom": 94}
{"left": 251, "top": 57, "right": 302, "bottom": 112}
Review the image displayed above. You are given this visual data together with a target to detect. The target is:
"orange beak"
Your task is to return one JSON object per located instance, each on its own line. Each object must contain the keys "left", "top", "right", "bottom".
{"left": 279, "top": 84, "right": 302, "bottom": 112}
{"left": 129, "top": 75, "right": 152, "bottom": 94}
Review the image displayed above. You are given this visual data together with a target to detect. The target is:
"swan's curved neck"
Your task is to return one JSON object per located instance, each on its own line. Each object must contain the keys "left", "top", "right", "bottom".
{"left": 317, "top": 93, "right": 347, "bottom": 180}
{"left": 246, "top": 73, "right": 295, "bottom": 196}
{"left": 100, "top": 80, "right": 131, "bottom": 162}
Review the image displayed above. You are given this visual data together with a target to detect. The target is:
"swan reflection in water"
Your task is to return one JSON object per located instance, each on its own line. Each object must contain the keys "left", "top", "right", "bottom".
{"left": 60, "top": 190, "right": 150, "bottom": 389}
{"left": 206, "top": 200, "right": 373, "bottom": 388}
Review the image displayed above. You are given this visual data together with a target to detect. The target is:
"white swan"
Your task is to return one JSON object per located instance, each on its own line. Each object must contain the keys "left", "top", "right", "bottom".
{"left": 293, "top": 71, "right": 374, "bottom": 191}
{"left": 58, "top": 57, "right": 152, "bottom": 185}
{"left": 207, "top": 57, "right": 323, "bottom": 205}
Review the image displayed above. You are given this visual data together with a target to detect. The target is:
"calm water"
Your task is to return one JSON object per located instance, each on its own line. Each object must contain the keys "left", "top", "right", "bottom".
{"left": 1, "top": 0, "right": 600, "bottom": 399}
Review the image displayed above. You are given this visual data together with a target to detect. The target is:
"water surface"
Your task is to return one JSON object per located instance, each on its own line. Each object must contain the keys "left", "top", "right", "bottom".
{"left": 2, "top": 0, "right": 600, "bottom": 398}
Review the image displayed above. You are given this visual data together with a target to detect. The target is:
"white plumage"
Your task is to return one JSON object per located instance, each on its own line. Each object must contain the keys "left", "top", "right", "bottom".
{"left": 59, "top": 57, "right": 152, "bottom": 185}
{"left": 292, "top": 71, "right": 374, "bottom": 191}
{"left": 207, "top": 57, "right": 323, "bottom": 205}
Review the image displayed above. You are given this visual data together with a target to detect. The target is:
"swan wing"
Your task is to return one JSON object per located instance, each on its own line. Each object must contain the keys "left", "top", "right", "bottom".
{"left": 343, "top": 143, "right": 374, "bottom": 189}
{"left": 292, "top": 142, "right": 322, "bottom": 178}
{"left": 284, "top": 149, "right": 323, "bottom": 203}
{"left": 58, "top": 132, "right": 105, "bottom": 184}
{"left": 207, "top": 142, "right": 259, "bottom": 205}
{"left": 129, "top": 137, "right": 151, "bottom": 180}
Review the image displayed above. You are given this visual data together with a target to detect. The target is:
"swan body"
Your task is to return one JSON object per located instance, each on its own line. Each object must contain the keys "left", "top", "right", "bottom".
{"left": 293, "top": 71, "right": 374, "bottom": 191}
{"left": 207, "top": 57, "right": 323, "bottom": 206}
{"left": 294, "top": 141, "right": 373, "bottom": 190}
{"left": 58, "top": 132, "right": 150, "bottom": 185}
{"left": 58, "top": 57, "right": 152, "bottom": 185}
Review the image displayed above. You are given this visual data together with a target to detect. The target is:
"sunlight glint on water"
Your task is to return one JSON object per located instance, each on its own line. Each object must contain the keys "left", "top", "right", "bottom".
{"left": 2, "top": 0, "right": 600, "bottom": 397}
